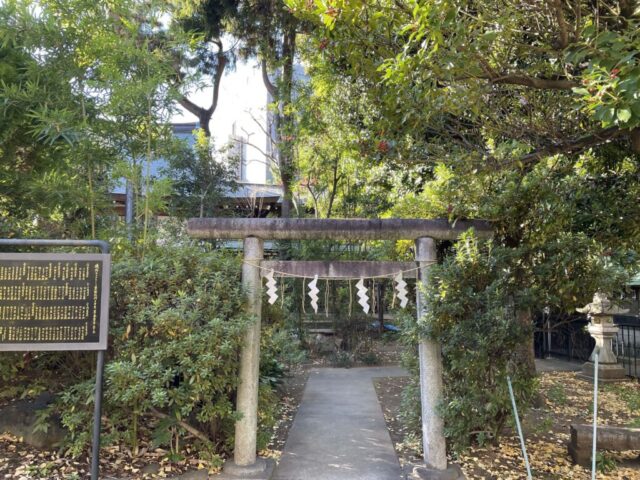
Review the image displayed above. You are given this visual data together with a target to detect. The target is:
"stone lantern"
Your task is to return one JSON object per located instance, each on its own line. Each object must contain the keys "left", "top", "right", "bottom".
{"left": 577, "top": 293, "right": 627, "bottom": 383}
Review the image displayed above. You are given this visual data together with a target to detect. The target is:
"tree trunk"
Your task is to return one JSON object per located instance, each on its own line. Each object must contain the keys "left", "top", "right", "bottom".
{"left": 515, "top": 308, "right": 537, "bottom": 376}
{"left": 325, "top": 157, "right": 340, "bottom": 219}
{"left": 258, "top": 23, "right": 298, "bottom": 219}
{"left": 279, "top": 26, "right": 297, "bottom": 218}
{"left": 280, "top": 171, "right": 294, "bottom": 218}
{"left": 177, "top": 44, "right": 227, "bottom": 138}
{"left": 631, "top": 128, "right": 640, "bottom": 154}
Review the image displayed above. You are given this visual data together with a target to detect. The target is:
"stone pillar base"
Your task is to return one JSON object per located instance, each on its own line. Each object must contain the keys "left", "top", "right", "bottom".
{"left": 218, "top": 457, "right": 275, "bottom": 479}
{"left": 404, "top": 463, "right": 465, "bottom": 480}
{"left": 578, "top": 361, "right": 627, "bottom": 383}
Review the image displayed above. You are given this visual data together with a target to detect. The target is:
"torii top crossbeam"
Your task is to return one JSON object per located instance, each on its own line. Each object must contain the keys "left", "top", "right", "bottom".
{"left": 187, "top": 217, "right": 492, "bottom": 241}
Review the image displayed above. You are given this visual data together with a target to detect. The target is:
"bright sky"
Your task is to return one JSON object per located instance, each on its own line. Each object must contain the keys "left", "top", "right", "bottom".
{"left": 172, "top": 59, "right": 271, "bottom": 184}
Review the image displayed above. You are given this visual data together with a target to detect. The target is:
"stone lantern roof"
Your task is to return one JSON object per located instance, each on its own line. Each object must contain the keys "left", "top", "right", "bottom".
{"left": 577, "top": 292, "right": 628, "bottom": 317}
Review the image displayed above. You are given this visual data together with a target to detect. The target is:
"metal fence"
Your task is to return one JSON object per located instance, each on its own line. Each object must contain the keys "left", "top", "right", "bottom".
{"left": 534, "top": 317, "right": 594, "bottom": 363}
{"left": 613, "top": 315, "right": 640, "bottom": 379}
{"left": 535, "top": 314, "right": 640, "bottom": 379}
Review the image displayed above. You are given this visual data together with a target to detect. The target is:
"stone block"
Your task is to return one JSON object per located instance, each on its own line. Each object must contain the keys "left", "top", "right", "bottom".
{"left": 578, "top": 361, "right": 627, "bottom": 383}
{"left": 568, "top": 424, "right": 640, "bottom": 466}
{"left": 217, "top": 457, "right": 275, "bottom": 480}
{"left": 404, "top": 463, "right": 465, "bottom": 480}
{"left": 0, "top": 392, "right": 65, "bottom": 449}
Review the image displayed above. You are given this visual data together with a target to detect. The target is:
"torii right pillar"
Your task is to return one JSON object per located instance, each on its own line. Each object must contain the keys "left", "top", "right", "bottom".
{"left": 412, "top": 237, "right": 465, "bottom": 480}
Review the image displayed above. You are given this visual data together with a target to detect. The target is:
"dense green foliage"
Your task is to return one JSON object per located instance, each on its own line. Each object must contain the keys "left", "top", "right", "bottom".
{"left": 97, "top": 245, "right": 252, "bottom": 459}
{"left": 285, "top": 0, "right": 640, "bottom": 451}
{"left": 0, "top": 1, "right": 304, "bottom": 464}
{"left": 392, "top": 155, "right": 638, "bottom": 313}
{"left": 402, "top": 234, "right": 537, "bottom": 451}
{"left": 0, "top": 1, "right": 117, "bottom": 237}
{"left": 0, "top": 0, "right": 238, "bottom": 240}
{"left": 164, "top": 129, "right": 237, "bottom": 218}
{"left": 289, "top": 0, "right": 640, "bottom": 153}
{"left": 0, "top": 242, "right": 289, "bottom": 465}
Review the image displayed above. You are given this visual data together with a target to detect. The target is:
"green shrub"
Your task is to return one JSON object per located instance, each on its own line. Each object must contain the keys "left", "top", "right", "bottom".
{"left": 358, "top": 351, "right": 381, "bottom": 365}
{"left": 57, "top": 244, "right": 253, "bottom": 461}
{"left": 398, "top": 345, "right": 422, "bottom": 437}
{"left": 260, "top": 326, "right": 306, "bottom": 388}
{"left": 596, "top": 452, "right": 617, "bottom": 474}
{"left": 332, "top": 351, "right": 353, "bottom": 368}
{"left": 0, "top": 241, "right": 286, "bottom": 464}
{"left": 401, "top": 232, "right": 537, "bottom": 452}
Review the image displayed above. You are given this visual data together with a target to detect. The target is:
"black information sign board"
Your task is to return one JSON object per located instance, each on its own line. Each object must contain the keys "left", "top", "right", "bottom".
{"left": 0, "top": 240, "right": 110, "bottom": 480}
{"left": 0, "top": 253, "right": 110, "bottom": 351}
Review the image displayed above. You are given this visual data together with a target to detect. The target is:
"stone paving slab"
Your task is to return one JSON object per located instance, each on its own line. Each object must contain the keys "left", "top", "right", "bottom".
{"left": 273, "top": 366, "right": 408, "bottom": 480}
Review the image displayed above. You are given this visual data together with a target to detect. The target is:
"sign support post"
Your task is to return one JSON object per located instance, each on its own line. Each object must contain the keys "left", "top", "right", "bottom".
{"left": 91, "top": 346, "right": 106, "bottom": 480}
{"left": 0, "top": 239, "right": 110, "bottom": 480}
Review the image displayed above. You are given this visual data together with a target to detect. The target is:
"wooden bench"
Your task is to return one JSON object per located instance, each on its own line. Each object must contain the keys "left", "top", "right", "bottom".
{"left": 568, "top": 424, "right": 640, "bottom": 466}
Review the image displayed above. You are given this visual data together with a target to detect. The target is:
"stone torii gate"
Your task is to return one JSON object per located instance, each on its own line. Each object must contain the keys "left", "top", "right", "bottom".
{"left": 188, "top": 218, "right": 492, "bottom": 480}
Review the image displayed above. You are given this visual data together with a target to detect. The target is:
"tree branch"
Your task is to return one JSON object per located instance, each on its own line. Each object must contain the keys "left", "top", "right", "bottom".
{"left": 549, "top": 0, "right": 569, "bottom": 49}
{"left": 149, "top": 408, "right": 210, "bottom": 444}
{"left": 571, "top": 0, "right": 582, "bottom": 43}
{"left": 173, "top": 39, "right": 230, "bottom": 136}
{"left": 235, "top": 136, "right": 278, "bottom": 166}
{"left": 326, "top": 158, "right": 340, "bottom": 219}
{"left": 514, "top": 126, "right": 627, "bottom": 166}
{"left": 177, "top": 96, "right": 212, "bottom": 136}
{"left": 488, "top": 74, "right": 578, "bottom": 90}
{"left": 261, "top": 59, "right": 277, "bottom": 98}
{"left": 304, "top": 179, "right": 320, "bottom": 218}
{"left": 245, "top": 109, "right": 280, "bottom": 166}
{"left": 178, "top": 96, "right": 207, "bottom": 119}
{"left": 246, "top": 110, "right": 273, "bottom": 140}
{"left": 206, "top": 44, "right": 227, "bottom": 116}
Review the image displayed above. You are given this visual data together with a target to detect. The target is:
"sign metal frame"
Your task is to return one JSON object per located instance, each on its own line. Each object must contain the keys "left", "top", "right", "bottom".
{"left": 0, "top": 239, "right": 109, "bottom": 480}
{"left": 0, "top": 252, "right": 110, "bottom": 351}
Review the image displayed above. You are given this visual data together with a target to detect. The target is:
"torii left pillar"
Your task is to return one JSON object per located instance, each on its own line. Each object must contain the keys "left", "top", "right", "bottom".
{"left": 410, "top": 237, "right": 464, "bottom": 480}
{"left": 221, "top": 236, "right": 275, "bottom": 479}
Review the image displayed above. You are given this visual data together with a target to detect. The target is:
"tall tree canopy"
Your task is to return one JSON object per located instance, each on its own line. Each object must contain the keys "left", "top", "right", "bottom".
{"left": 286, "top": 0, "right": 640, "bottom": 447}
{"left": 234, "top": 0, "right": 306, "bottom": 217}
{"left": 287, "top": 0, "right": 640, "bottom": 301}
{"left": 0, "top": 0, "right": 202, "bottom": 237}
{"left": 288, "top": 0, "right": 640, "bottom": 162}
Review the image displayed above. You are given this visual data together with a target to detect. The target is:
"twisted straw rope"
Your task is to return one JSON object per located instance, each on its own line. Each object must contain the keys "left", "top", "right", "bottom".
{"left": 242, "top": 260, "right": 437, "bottom": 281}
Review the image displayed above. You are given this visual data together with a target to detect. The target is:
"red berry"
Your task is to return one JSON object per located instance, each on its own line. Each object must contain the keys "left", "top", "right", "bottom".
{"left": 377, "top": 140, "right": 390, "bottom": 153}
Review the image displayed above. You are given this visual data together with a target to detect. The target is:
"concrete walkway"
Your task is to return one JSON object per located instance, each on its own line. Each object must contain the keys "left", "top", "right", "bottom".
{"left": 535, "top": 357, "right": 583, "bottom": 372}
{"left": 273, "top": 366, "right": 407, "bottom": 480}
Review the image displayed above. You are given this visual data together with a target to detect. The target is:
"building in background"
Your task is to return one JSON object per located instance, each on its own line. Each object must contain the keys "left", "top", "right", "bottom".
{"left": 113, "top": 59, "right": 302, "bottom": 218}
{"left": 111, "top": 122, "right": 200, "bottom": 217}
{"left": 173, "top": 59, "right": 285, "bottom": 217}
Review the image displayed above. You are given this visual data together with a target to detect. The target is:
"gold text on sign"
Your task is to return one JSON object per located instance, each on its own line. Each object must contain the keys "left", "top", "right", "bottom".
{"left": 0, "top": 260, "right": 102, "bottom": 344}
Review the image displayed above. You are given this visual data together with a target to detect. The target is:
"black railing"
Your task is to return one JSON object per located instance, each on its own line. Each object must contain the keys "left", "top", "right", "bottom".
{"left": 535, "top": 314, "right": 640, "bottom": 379}
{"left": 613, "top": 315, "right": 640, "bottom": 379}
{"left": 534, "top": 317, "right": 594, "bottom": 362}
